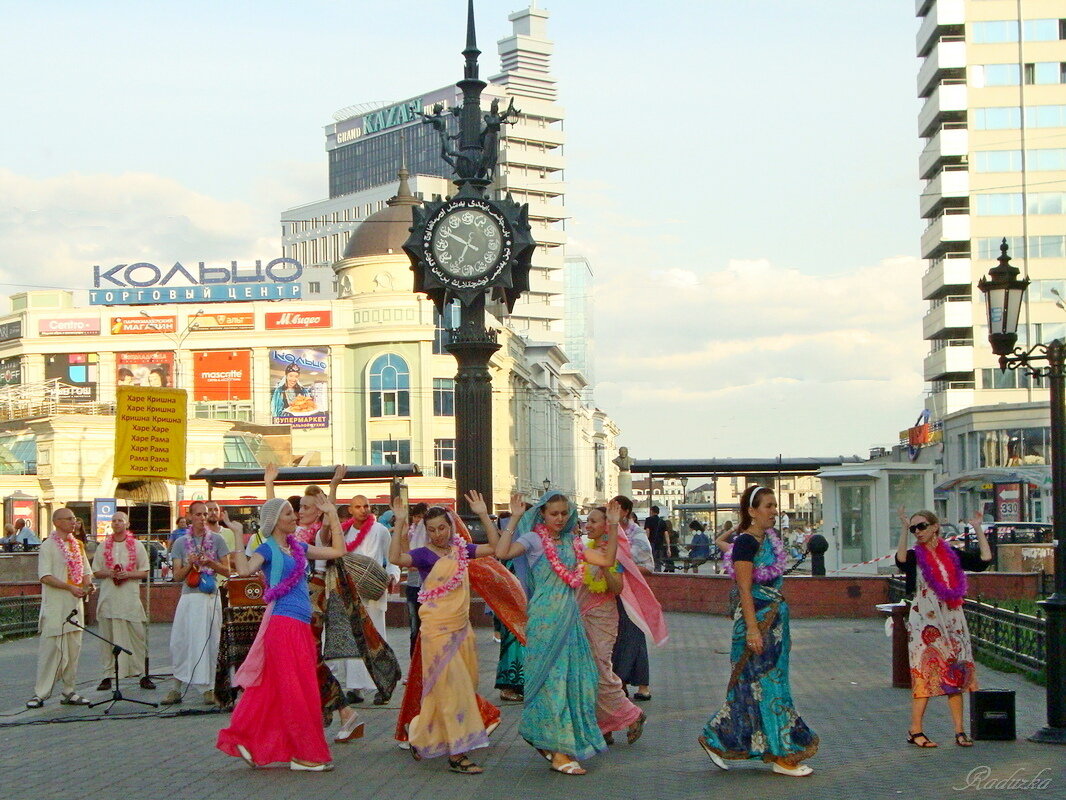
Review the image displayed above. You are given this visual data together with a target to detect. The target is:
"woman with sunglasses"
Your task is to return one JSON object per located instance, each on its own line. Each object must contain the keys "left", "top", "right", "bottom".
{"left": 895, "top": 508, "right": 992, "bottom": 748}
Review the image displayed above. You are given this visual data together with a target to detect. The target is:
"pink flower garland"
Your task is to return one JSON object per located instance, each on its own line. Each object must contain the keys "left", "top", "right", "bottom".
{"left": 722, "top": 529, "right": 787, "bottom": 583}
{"left": 417, "top": 536, "right": 469, "bottom": 603}
{"left": 182, "top": 532, "right": 218, "bottom": 575}
{"left": 914, "top": 540, "right": 967, "bottom": 609}
{"left": 54, "top": 534, "right": 84, "bottom": 586}
{"left": 535, "top": 523, "right": 586, "bottom": 588}
{"left": 104, "top": 535, "right": 137, "bottom": 572}
{"left": 263, "top": 535, "right": 307, "bottom": 604}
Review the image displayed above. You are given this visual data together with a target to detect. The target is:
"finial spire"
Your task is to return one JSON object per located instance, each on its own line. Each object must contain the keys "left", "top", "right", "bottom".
{"left": 463, "top": 0, "right": 480, "bottom": 81}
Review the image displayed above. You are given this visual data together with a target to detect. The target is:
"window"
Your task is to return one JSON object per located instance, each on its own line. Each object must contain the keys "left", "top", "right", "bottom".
{"left": 308, "top": 281, "right": 321, "bottom": 294}
{"left": 1021, "top": 19, "right": 1064, "bottom": 42}
{"left": 434, "top": 438, "right": 456, "bottom": 479}
{"left": 223, "top": 435, "right": 259, "bottom": 468}
{"left": 972, "top": 21, "right": 1017, "bottom": 44}
{"left": 433, "top": 301, "right": 460, "bottom": 354}
{"left": 977, "top": 235, "right": 1066, "bottom": 259}
{"left": 433, "top": 378, "right": 455, "bottom": 416}
{"left": 371, "top": 439, "right": 411, "bottom": 465}
{"left": 975, "top": 193, "right": 1023, "bottom": 215}
{"left": 1025, "top": 62, "right": 1066, "bottom": 84}
{"left": 1026, "top": 105, "right": 1066, "bottom": 128}
{"left": 1027, "top": 193, "right": 1066, "bottom": 215}
{"left": 1030, "top": 149, "right": 1066, "bottom": 171}
{"left": 973, "top": 107, "right": 1021, "bottom": 130}
{"left": 369, "top": 354, "right": 410, "bottom": 417}
{"left": 983, "top": 63, "right": 1021, "bottom": 86}
{"left": 975, "top": 150, "right": 1021, "bottom": 172}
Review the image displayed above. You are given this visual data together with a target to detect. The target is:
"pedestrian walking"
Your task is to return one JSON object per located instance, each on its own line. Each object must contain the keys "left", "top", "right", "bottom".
{"left": 698, "top": 485, "right": 818, "bottom": 777}
{"left": 611, "top": 495, "right": 654, "bottom": 702}
{"left": 895, "top": 508, "right": 992, "bottom": 748}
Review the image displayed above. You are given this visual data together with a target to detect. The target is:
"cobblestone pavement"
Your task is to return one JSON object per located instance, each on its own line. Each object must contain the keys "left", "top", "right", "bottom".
{"left": 0, "top": 614, "right": 1062, "bottom": 800}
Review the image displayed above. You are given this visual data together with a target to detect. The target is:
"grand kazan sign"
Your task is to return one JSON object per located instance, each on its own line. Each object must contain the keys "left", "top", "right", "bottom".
{"left": 89, "top": 259, "right": 303, "bottom": 306}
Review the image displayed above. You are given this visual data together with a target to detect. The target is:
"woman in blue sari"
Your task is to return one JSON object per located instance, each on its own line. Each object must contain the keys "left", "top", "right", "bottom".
{"left": 698, "top": 485, "right": 818, "bottom": 777}
{"left": 495, "top": 492, "right": 615, "bottom": 775}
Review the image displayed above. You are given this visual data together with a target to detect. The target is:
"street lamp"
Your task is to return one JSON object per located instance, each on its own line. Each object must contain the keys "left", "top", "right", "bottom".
{"left": 543, "top": 477, "right": 551, "bottom": 493}
{"left": 978, "top": 239, "right": 1066, "bottom": 745}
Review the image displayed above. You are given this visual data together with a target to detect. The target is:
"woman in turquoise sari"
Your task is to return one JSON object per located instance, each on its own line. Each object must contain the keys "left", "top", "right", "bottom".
{"left": 698, "top": 485, "right": 818, "bottom": 777}
{"left": 496, "top": 492, "right": 615, "bottom": 775}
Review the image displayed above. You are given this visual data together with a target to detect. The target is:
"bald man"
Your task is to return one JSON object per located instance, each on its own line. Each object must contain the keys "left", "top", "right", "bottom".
{"left": 91, "top": 511, "right": 154, "bottom": 691}
{"left": 26, "top": 508, "right": 94, "bottom": 709}
{"left": 333, "top": 495, "right": 399, "bottom": 703}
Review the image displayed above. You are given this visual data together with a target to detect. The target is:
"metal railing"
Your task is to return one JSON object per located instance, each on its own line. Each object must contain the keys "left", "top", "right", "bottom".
{"left": 887, "top": 576, "right": 1046, "bottom": 674}
{"left": 0, "top": 378, "right": 114, "bottom": 423}
{"left": 0, "top": 594, "right": 41, "bottom": 639}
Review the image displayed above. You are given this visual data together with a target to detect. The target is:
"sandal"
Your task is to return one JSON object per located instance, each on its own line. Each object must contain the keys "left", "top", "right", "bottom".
{"left": 448, "top": 756, "right": 484, "bottom": 775}
{"left": 236, "top": 744, "right": 257, "bottom": 769}
{"left": 603, "top": 732, "right": 614, "bottom": 745}
{"left": 60, "top": 692, "right": 91, "bottom": 706}
{"left": 697, "top": 735, "right": 730, "bottom": 770}
{"left": 409, "top": 744, "right": 423, "bottom": 762}
{"left": 500, "top": 689, "right": 523, "bottom": 702}
{"left": 524, "top": 738, "right": 552, "bottom": 761}
{"left": 627, "top": 711, "right": 647, "bottom": 745}
{"left": 633, "top": 692, "right": 652, "bottom": 701}
{"left": 771, "top": 761, "right": 813, "bottom": 777}
{"left": 25, "top": 696, "right": 43, "bottom": 709}
{"left": 955, "top": 732, "right": 974, "bottom": 747}
{"left": 550, "top": 760, "right": 586, "bottom": 776}
{"left": 907, "top": 731, "right": 937, "bottom": 748}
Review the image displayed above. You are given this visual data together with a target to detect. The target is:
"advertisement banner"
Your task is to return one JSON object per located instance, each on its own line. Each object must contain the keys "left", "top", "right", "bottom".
{"left": 0, "top": 356, "right": 21, "bottom": 387}
{"left": 113, "top": 387, "right": 187, "bottom": 481}
{"left": 93, "top": 498, "right": 117, "bottom": 542}
{"left": 269, "top": 347, "right": 329, "bottom": 429}
{"left": 265, "top": 310, "right": 332, "bottom": 330}
{"left": 0, "top": 320, "right": 22, "bottom": 342}
{"left": 111, "top": 315, "right": 177, "bottom": 335}
{"left": 193, "top": 312, "right": 254, "bottom": 332}
{"left": 192, "top": 350, "right": 252, "bottom": 401}
{"left": 116, "top": 351, "right": 175, "bottom": 388}
{"left": 38, "top": 317, "right": 101, "bottom": 336}
{"left": 45, "top": 353, "right": 99, "bottom": 401}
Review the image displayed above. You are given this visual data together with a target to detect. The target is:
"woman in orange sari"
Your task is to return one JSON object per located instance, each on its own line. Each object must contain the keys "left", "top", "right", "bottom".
{"left": 389, "top": 493, "right": 526, "bottom": 773}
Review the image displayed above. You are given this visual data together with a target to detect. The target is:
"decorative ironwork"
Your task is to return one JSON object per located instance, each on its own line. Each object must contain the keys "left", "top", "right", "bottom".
{"left": 0, "top": 595, "right": 42, "bottom": 639}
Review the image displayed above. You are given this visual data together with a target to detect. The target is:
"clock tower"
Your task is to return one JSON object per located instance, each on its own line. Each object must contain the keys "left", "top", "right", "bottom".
{"left": 403, "top": 0, "right": 536, "bottom": 522}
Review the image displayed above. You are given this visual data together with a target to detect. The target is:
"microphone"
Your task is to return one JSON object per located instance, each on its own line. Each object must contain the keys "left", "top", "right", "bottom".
{"left": 66, "top": 608, "right": 77, "bottom": 624}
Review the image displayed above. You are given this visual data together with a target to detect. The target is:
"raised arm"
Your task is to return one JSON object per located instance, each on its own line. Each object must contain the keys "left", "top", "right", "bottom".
{"left": 264, "top": 463, "right": 279, "bottom": 500}
{"left": 465, "top": 489, "right": 500, "bottom": 557}
{"left": 494, "top": 493, "right": 528, "bottom": 561}
{"left": 388, "top": 497, "right": 413, "bottom": 568}
{"left": 232, "top": 546, "right": 265, "bottom": 578}
{"left": 895, "top": 505, "right": 911, "bottom": 564}
{"left": 328, "top": 464, "right": 346, "bottom": 505}
{"left": 306, "top": 494, "right": 346, "bottom": 561}
{"left": 969, "top": 510, "right": 993, "bottom": 562}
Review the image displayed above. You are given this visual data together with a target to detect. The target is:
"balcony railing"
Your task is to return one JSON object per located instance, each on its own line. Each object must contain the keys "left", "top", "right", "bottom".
{"left": 0, "top": 379, "right": 115, "bottom": 423}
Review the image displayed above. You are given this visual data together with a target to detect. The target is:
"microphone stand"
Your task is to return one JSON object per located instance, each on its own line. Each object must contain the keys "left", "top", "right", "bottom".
{"left": 63, "top": 609, "right": 158, "bottom": 714}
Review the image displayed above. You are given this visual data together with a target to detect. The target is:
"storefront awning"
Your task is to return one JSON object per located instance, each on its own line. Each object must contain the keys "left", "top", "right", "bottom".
{"left": 936, "top": 466, "right": 1052, "bottom": 491}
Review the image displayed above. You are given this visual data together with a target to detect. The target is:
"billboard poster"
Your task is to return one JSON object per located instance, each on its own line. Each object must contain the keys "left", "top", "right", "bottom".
{"left": 38, "top": 317, "right": 101, "bottom": 336}
{"left": 0, "top": 320, "right": 22, "bottom": 342}
{"left": 265, "top": 310, "right": 332, "bottom": 330}
{"left": 93, "top": 498, "right": 117, "bottom": 542}
{"left": 994, "top": 482, "right": 1023, "bottom": 522}
{"left": 116, "top": 351, "right": 175, "bottom": 388}
{"left": 269, "top": 347, "right": 329, "bottom": 429}
{"left": 192, "top": 312, "right": 254, "bottom": 332}
{"left": 0, "top": 356, "right": 21, "bottom": 387}
{"left": 45, "top": 353, "right": 99, "bottom": 401}
{"left": 111, "top": 315, "right": 177, "bottom": 335}
{"left": 192, "top": 350, "right": 252, "bottom": 401}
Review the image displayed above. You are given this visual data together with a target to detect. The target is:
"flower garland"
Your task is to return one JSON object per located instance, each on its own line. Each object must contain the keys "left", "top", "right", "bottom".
{"left": 417, "top": 536, "right": 469, "bottom": 603}
{"left": 263, "top": 535, "right": 307, "bottom": 604}
{"left": 535, "top": 523, "right": 586, "bottom": 588}
{"left": 295, "top": 520, "right": 321, "bottom": 546}
{"left": 914, "top": 539, "right": 967, "bottom": 609}
{"left": 345, "top": 514, "right": 378, "bottom": 552}
{"left": 104, "top": 535, "right": 138, "bottom": 573}
{"left": 54, "top": 534, "right": 84, "bottom": 586}
{"left": 722, "top": 529, "right": 788, "bottom": 583}
{"left": 182, "top": 532, "right": 218, "bottom": 575}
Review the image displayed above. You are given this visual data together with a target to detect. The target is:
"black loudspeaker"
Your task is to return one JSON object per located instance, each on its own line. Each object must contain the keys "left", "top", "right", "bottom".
{"left": 970, "top": 689, "right": 1016, "bottom": 740}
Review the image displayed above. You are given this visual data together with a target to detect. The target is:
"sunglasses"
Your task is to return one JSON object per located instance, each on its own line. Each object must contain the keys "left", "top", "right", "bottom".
{"left": 909, "top": 522, "right": 933, "bottom": 534}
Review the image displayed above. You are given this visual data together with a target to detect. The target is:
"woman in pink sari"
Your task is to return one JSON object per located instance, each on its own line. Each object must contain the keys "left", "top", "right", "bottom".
{"left": 217, "top": 496, "right": 346, "bottom": 771}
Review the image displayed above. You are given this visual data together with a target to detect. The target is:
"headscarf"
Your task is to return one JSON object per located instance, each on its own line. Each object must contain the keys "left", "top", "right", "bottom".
{"left": 512, "top": 491, "right": 580, "bottom": 571}
{"left": 614, "top": 525, "right": 669, "bottom": 646}
{"left": 257, "top": 497, "right": 289, "bottom": 589}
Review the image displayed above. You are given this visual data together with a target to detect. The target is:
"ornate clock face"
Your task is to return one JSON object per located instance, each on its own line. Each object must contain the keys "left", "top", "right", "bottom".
{"left": 429, "top": 207, "right": 505, "bottom": 280}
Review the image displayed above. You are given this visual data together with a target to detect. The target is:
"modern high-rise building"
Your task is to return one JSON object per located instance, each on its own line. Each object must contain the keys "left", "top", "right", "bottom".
{"left": 283, "top": 4, "right": 568, "bottom": 346}
{"left": 916, "top": 0, "right": 1066, "bottom": 521}
{"left": 918, "top": 0, "right": 1066, "bottom": 418}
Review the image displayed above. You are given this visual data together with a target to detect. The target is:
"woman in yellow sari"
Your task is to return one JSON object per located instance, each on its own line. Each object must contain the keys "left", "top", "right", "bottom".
{"left": 389, "top": 496, "right": 502, "bottom": 774}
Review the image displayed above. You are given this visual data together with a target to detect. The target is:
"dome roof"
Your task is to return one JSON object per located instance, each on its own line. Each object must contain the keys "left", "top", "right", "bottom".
{"left": 340, "top": 170, "right": 422, "bottom": 261}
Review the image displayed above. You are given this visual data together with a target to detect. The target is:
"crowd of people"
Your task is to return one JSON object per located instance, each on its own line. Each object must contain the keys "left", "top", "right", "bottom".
{"left": 22, "top": 476, "right": 1001, "bottom": 778}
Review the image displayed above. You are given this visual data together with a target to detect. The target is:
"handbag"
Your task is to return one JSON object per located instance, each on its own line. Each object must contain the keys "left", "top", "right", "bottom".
{"left": 197, "top": 572, "right": 217, "bottom": 594}
{"left": 341, "top": 552, "right": 389, "bottom": 601}
{"left": 185, "top": 568, "right": 201, "bottom": 589}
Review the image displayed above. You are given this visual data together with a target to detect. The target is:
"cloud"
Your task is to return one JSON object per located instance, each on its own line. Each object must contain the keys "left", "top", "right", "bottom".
{"left": 0, "top": 169, "right": 285, "bottom": 304}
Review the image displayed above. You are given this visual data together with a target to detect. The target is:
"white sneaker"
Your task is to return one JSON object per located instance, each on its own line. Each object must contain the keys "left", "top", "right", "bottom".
{"left": 397, "top": 740, "right": 411, "bottom": 750}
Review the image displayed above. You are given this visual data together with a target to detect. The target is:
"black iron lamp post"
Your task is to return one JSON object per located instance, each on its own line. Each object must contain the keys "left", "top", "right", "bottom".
{"left": 404, "top": 1, "right": 535, "bottom": 528}
{"left": 978, "top": 239, "right": 1066, "bottom": 745}
{"left": 543, "top": 477, "right": 551, "bottom": 493}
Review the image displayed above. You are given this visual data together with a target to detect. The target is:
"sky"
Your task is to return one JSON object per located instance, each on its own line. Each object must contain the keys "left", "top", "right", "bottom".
{"left": 0, "top": 0, "right": 930, "bottom": 459}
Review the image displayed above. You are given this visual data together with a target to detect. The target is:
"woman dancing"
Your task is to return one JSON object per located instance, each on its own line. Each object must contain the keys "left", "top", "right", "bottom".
{"left": 388, "top": 492, "right": 514, "bottom": 773}
{"left": 698, "top": 485, "right": 818, "bottom": 777}
{"left": 496, "top": 492, "right": 615, "bottom": 776}
{"left": 895, "top": 508, "right": 992, "bottom": 748}
{"left": 217, "top": 496, "right": 346, "bottom": 771}
{"left": 610, "top": 495, "right": 654, "bottom": 702}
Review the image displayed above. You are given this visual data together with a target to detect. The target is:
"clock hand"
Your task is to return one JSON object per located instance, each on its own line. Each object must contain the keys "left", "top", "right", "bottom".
{"left": 443, "top": 230, "right": 469, "bottom": 245}
{"left": 443, "top": 230, "right": 480, "bottom": 253}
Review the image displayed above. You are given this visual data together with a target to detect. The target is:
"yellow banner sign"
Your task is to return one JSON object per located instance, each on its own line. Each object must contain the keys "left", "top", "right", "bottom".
{"left": 114, "top": 386, "right": 187, "bottom": 482}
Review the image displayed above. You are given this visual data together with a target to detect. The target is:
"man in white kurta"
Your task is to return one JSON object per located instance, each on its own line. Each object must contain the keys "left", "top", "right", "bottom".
{"left": 27, "top": 508, "right": 93, "bottom": 708}
{"left": 91, "top": 511, "right": 154, "bottom": 690}
{"left": 330, "top": 495, "right": 399, "bottom": 703}
{"left": 161, "top": 501, "right": 231, "bottom": 706}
